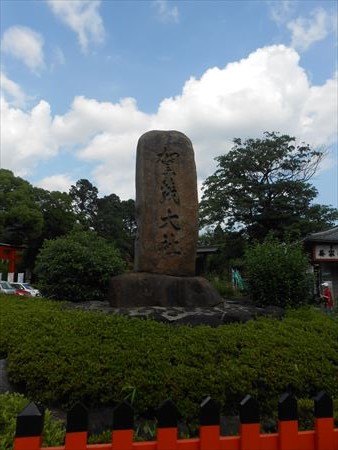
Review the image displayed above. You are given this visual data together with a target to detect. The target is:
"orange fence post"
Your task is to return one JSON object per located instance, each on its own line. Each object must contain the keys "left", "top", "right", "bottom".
{"left": 314, "top": 391, "right": 335, "bottom": 450}
{"left": 278, "top": 392, "right": 299, "bottom": 450}
{"left": 12, "top": 390, "right": 338, "bottom": 450}
{"left": 65, "top": 403, "right": 88, "bottom": 450}
{"left": 156, "top": 399, "right": 179, "bottom": 450}
{"left": 199, "top": 396, "right": 221, "bottom": 450}
{"left": 14, "top": 402, "right": 44, "bottom": 450}
{"left": 111, "top": 401, "right": 134, "bottom": 450}
{"left": 239, "top": 395, "right": 261, "bottom": 450}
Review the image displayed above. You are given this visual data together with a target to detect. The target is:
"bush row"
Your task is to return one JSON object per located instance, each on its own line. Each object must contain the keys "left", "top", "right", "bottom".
{"left": 1, "top": 295, "right": 337, "bottom": 425}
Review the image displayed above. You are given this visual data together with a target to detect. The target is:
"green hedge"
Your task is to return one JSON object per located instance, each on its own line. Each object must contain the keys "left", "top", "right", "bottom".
{"left": 0, "top": 393, "right": 64, "bottom": 449}
{"left": 0, "top": 295, "right": 337, "bottom": 424}
{"left": 244, "top": 239, "right": 313, "bottom": 307}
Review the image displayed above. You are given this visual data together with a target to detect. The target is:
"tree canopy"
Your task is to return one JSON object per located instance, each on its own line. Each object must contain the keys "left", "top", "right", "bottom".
{"left": 34, "top": 230, "right": 126, "bottom": 301}
{"left": 69, "top": 179, "right": 98, "bottom": 229}
{"left": 0, "top": 169, "right": 43, "bottom": 246}
{"left": 200, "top": 132, "right": 338, "bottom": 241}
{"left": 0, "top": 170, "right": 136, "bottom": 273}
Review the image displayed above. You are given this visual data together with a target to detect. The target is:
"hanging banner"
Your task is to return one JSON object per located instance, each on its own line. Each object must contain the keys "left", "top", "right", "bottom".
{"left": 7, "top": 272, "right": 14, "bottom": 283}
{"left": 17, "top": 273, "right": 24, "bottom": 283}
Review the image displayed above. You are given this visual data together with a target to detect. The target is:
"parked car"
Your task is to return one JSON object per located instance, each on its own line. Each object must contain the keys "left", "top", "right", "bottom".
{"left": 0, "top": 281, "right": 16, "bottom": 295}
{"left": 15, "top": 288, "right": 32, "bottom": 297}
{"left": 10, "top": 282, "right": 41, "bottom": 297}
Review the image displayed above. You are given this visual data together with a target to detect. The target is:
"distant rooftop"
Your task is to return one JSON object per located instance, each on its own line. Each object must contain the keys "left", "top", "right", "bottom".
{"left": 196, "top": 246, "right": 219, "bottom": 254}
{"left": 0, "top": 243, "right": 26, "bottom": 248}
{"left": 304, "top": 226, "right": 338, "bottom": 243}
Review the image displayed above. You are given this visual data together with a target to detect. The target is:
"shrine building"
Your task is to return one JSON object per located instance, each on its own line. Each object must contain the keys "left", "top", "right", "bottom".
{"left": 0, "top": 243, "right": 24, "bottom": 275}
{"left": 303, "top": 226, "right": 338, "bottom": 302}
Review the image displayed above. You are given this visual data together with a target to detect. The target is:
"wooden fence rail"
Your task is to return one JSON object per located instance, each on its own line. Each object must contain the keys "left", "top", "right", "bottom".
{"left": 14, "top": 391, "right": 338, "bottom": 450}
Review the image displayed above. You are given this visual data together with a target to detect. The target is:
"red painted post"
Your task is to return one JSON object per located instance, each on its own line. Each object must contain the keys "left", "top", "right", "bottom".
{"left": 112, "top": 429, "right": 134, "bottom": 450}
{"left": 278, "top": 393, "right": 299, "bottom": 450}
{"left": 314, "top": 391, "right": 335, "bottom": 450}
{"left": 65, "top": 403, "right": 88, "bottom": 450}
{"left": 157, "top": 428, "right": 178, "bottom": 450}
{"left": 239, "top": 395, "right": 261, "bottom": 450}
{"left": 14, "top": 402, "right": 44, "bottom": 450}
{"left": 111, "top": 401, "right": 134, "bottom": 450}
{"left": 199, "top": 397, "right": 220, "bottom": 450}
{"left": 156, "top": 400, "right": 179, "bottom": 450}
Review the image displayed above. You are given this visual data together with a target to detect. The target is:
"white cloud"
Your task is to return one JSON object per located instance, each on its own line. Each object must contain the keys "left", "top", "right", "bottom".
{"left": 267, "top": 0, "right": 294, "bottom": 25}
{"left": 0, "top": 72, "right": 28, "bottom": 107}
{"left": 46, "top": 0, "right": 105, "bottom": 52}
{"left": 52, "top": 96, "right": 150, "bottom": 146}
{"left": 35, "top": 174, "right": 75, "bottom": 193}
{"left": 1, "top": 26, "right": 45, "bottom": 73}
{"left": 287, "top": 8, "right": 333, "bottom": 52}
{"left": 0, "top": 97, "right": 57, "bottom": 177}
{"left": 1, "top": 45, "right": 337, "bottom": 200}
{"left": 152, "top": 0, "right": 179, "bottom": 23}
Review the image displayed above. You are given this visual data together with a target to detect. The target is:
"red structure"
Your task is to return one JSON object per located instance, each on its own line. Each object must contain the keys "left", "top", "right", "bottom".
{"left": 14, "top": 392, "right": 338, "bottom": 450}
{"left": 0, "top": 243, "right": 24, "bottom": 273}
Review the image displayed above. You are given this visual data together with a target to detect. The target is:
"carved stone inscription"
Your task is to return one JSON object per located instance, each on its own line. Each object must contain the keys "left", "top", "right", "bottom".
{"left": 134, "top": 130, "right": 198, "bottom": 276}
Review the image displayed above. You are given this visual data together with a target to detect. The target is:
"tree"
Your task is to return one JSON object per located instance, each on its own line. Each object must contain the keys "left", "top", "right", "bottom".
{"left": 244, "top": 237, "right": 313, "bottom": 307}
{"left": 120, "top": 198, "right": 137, "bottom": 238}
{"left": 94, "top": 194, "right": 136, "bottom": 260}
{"left": 33, "top": 188, "right": 77, "bottom": 241}
{"left": 0, "top": 169, "right": 43, "bottom": 246}
{"left": 200, "top": 132, "right": 338, "bottom": 241}
{"left": 69, "top": 179, "right": 98, "bottom": 229}
{"left": 95, "top": 193, "right": 124, "bottom": 240}
{"left": 22, "top": 188, "right": 78, "bottom": 272}
{"left": 34, "top": 230, "right": 126, "bottom": 301}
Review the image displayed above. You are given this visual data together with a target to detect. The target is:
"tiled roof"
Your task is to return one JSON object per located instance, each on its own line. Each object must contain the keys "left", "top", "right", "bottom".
{"left": 304, "top": 226, "right": 338, "bottom": 242}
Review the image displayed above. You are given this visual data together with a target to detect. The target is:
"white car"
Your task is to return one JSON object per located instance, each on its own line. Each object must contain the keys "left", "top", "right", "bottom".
{"left": 0, "top": 281, "right": 16, "bottom": 295}
{"left": 10, "top": 282, "right": 41, "bottom": 297}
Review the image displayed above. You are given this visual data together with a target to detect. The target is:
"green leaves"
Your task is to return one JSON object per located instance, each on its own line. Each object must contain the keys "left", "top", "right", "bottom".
{"left": 244, "top": 238, "right": 313, "bottom": 307}
{"left": 1, "top": 295, "right": 337, "bottom": 424}
{"left": 0, "top": 169, "right": 44, "bottom": 246}
{"left": 34, "top": 230, "right": 126, "bottom": 301}
{"left": 200, "top": 132, "right": 338, "bottom": 241}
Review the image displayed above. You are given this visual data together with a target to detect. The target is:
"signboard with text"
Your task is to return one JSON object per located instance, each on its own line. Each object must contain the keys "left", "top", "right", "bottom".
{"left": 313, "top": 244, "right": 338, "bottom": 261}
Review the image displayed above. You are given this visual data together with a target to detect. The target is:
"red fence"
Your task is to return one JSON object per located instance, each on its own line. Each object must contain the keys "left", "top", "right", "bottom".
{"left": 14, "top": 391, "right": 337, "bottom": 450}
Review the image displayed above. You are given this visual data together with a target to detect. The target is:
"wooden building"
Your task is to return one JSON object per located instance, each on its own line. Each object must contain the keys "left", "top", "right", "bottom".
{"left": 303, "top": 226, "right": 338, "bottom": 302}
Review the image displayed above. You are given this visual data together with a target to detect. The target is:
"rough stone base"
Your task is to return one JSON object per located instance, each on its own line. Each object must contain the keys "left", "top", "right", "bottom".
{"left": 108, "top": 272, "right": 223, "bottom": 308}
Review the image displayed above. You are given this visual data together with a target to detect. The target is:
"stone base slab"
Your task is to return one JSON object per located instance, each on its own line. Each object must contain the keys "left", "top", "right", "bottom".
{"left": 108, "top": 272, "right": 223, "bottom": 308}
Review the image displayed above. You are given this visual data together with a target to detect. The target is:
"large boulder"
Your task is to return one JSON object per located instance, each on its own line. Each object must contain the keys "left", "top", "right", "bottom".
{"left": 109, "top": 272, "right": 222, "bottom": 307}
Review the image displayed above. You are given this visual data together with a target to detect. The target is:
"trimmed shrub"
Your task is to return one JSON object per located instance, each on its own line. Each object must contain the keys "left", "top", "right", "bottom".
{"left": 0, "top": 295, "right": 337, "bottom": 427}
{"left": 34, "top": 230, "right": 126, "bottom": 301}
{"left": 244, "top": 238, "right": 313, "bottom": 307}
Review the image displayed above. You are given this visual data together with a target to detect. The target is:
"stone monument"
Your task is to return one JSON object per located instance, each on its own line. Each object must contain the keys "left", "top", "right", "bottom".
{"left": 109, "top": 130, "right": 222, "bottom": 307}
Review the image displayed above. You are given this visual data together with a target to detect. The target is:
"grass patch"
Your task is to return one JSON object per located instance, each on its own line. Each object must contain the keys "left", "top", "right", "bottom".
{"left": 1, "top": 294, "right": 337, "bottom": 425}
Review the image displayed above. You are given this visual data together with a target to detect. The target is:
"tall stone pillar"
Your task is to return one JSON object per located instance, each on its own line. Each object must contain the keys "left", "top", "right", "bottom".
{"left": 135, "top": 130, "right": 198, "bottom": 276}
{"left": 109, "top": 130, "right": 222, "bottom": 308}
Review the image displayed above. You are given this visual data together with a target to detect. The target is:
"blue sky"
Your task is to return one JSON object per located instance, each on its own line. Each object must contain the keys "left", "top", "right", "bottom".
{"left": 1, "top": 0, "right": 337, "bottom": 210}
